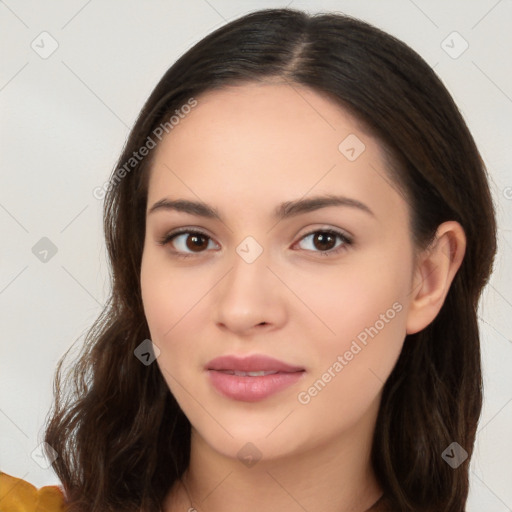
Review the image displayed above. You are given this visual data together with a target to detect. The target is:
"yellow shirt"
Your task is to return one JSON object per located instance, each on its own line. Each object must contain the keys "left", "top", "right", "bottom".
{"left": 0, "top": 471, "right": 67, "bottom": 512}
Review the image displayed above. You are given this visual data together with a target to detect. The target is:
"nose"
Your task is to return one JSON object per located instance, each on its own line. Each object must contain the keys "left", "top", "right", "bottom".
{"left": 213, "top": 247, "right": 287, "bottom": 337}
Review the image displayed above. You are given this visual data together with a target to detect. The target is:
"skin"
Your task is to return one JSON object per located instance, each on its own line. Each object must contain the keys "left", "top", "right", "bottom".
{"left": 140, "top": 82, "right": 466, "bottom": 512}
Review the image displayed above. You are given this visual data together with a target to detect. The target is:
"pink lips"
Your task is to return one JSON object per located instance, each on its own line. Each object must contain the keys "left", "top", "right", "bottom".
{"left": 206, "top": 354, "right": 305, "bottom": 402}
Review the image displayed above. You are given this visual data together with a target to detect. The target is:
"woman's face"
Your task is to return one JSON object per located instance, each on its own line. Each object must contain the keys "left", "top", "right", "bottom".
{"left": 140, "top": 82, "right": 415, "bottom": 461}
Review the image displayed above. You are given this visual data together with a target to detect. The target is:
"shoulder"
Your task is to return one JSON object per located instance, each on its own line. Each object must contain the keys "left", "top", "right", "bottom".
{"left": 0, "top": 470, "right": 67, "bottom": 512}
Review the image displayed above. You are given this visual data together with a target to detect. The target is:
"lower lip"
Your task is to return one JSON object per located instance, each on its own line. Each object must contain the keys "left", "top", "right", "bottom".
{"left": 207, "top": 370, "right": 305, "bottom": 402}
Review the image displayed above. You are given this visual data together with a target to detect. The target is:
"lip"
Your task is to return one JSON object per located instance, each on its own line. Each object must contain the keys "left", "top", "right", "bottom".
{"left": 206, "top": 354, "right": 305, "bottom": 402}
{"left": 206, "top": 354, "right": 304, "bottom": 373}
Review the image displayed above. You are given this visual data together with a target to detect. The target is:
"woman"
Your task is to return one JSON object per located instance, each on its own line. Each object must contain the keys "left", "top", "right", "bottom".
{"left": 0, "top": 7, "right": 497, "bottom": 512}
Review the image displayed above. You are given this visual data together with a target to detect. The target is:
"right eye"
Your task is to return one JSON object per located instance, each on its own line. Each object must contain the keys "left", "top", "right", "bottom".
{"left": 158, "top": 229, "right": 219, "bottom": 259}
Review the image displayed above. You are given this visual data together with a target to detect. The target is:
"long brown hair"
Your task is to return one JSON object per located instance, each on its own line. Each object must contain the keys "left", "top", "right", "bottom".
{"left": 44, "top": 8, "right": 497, "bottom": 512}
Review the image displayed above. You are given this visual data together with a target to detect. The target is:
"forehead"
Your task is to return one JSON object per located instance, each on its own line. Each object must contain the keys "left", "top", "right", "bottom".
{"left": 154, "top": 82, "right": 370, "bottom": 160}
{"left": 146, "top": 82, "right": 408, "bottom": 228}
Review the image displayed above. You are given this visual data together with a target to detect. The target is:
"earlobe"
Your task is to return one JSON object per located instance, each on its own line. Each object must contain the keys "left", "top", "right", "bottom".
{"left": 405, "top": 221, "right": 466, "bottom": 335}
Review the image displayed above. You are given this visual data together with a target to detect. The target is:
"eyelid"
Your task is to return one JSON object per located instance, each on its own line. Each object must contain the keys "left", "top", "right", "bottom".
{"left": 158, "top": 227, "right": 219, "bottom": 254}
{"left": 292, "top": 227, "right": 352, "bottom": 256}
{"left": 295, "top": 224, "right": 353, "bottom": 243}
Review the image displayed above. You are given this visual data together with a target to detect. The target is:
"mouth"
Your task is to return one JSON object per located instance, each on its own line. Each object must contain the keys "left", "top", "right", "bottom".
{"left": 206, "top": 354, "right": 305, "bottom": 402}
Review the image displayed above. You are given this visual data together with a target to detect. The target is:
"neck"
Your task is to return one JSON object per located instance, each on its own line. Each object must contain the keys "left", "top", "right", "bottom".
{"left": 164, "top": 397, "right": 383, "bottom": 512}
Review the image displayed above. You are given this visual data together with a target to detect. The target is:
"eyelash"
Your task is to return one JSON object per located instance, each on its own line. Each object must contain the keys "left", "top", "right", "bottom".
{"left": 157, "top": 227, "right": 353, "bottom": 259}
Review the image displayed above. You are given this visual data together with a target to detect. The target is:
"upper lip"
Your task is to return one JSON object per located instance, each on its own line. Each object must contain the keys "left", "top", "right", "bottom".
{"left": 206, "top": 354, "right": 304, "bottom": 373}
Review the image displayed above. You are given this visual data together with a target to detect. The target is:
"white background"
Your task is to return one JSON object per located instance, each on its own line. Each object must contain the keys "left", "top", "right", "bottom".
{"left": 1, "top": 1, "right": 511, "bottom": 510}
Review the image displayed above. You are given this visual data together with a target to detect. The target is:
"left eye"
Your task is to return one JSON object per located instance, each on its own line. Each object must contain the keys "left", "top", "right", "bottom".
{"left": 295, "top": 229, "right": 351, "bottom": 254}
{"left": 159, "top": 230, "right": 218, "bottom": 256}
{"left": 158, "top": 228, "right": 352, "bottom": 258}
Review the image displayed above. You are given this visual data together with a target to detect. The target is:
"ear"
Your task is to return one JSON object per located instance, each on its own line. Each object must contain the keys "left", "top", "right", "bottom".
{"left": 406, "top": 221, "right": 466, "bottom": 335}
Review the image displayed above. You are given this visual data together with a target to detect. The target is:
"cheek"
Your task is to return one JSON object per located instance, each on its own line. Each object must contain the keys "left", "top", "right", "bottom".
{"left": 332, "top": 270, "right": 407, "bottom": 351}
{"left": 288, "top": 251, "right": 410, "bottom": 343}
{"left": 291, "top": 256, "right": 410, "bottom": 420}
{"left": 140, "top": 250, "right": 215, "bottom": 382}
{"left": 141, "top": 248, "right": 207, "bottom": 335}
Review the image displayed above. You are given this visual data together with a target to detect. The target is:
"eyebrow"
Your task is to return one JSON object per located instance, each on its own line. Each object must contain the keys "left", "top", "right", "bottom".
{"left": 147, "top": 194, "right": 375, "bottom": 221}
